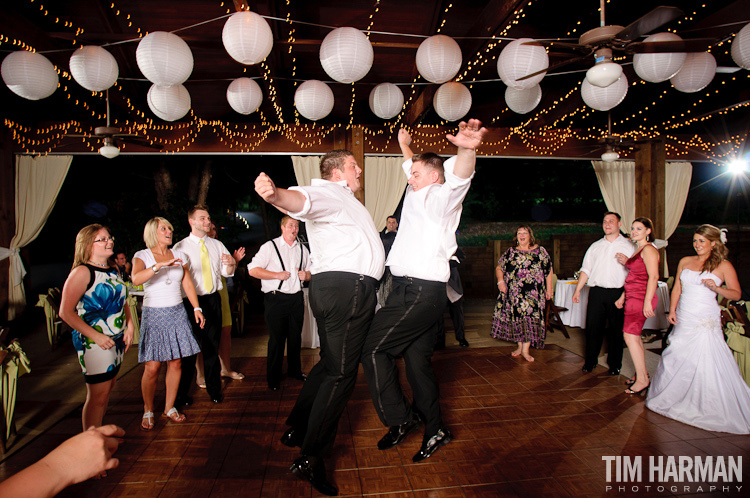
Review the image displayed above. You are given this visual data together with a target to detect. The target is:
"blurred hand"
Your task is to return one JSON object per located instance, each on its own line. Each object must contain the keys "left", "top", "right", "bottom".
{"left": 446, "top": 119, "right": 487, "bottom": 150}
{"left": 615, "top": 252, "right": 628, "bottom": 265}
{"left": 667, "top": 311, "right": 677, "bottom": 325}
{"left": 94, "top": 333, "right": 115, "bottom": 351}
{"left": 194, "top": 310, "right": 205, "bottom": 329}
{"left": 233, "top": 247, "right": 246, "bottom": 263}
{"left": 255, "top": 173, "right": 278, "bottom": 203}
{"left": 277, "top": 271, "right": 291, "bottom": 281}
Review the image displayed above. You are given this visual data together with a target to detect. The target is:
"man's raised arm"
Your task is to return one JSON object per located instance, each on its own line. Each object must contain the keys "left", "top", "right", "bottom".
{"left": 398, "top": 128, "right": 414, "bottom": 160}
{"left": 446, "top": 119, "right": 487, "bottom": 179}
{"left": 254, "top": 172, "right": 306, "bottom": 214}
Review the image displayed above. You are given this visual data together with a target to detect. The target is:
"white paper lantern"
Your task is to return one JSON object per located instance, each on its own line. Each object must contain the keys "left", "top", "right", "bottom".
{"left": 1, "top": 50, "right": 59, "bottom": 100}
{"left": 633, "top": 33, "right": 687, "bottom": 83}
{"left": 226, "top": 77, "right": 263, "bottom": 115}
{"left": 136, "top": 31, "right": 193, "bottom": 86}
{"left": 69, "top": 46, "right": 118, "bottom": 92}
{"left": 294, "top": 80, "right": 334, "bottom": 121}
{"left": 731, "top": 22, "right": 750, "bottom": 69}
{"left": 433, "top": 82, "right": 471, "bottom": 122}
{"left": 505, "top": 84, "right": 542, "bottom": 114}
{"left": 147, "top": 84, "right": 191, "bottom": 121}
{"left": 497, "top": 38, "right": 548, "bottom": 89}
{"left": 670, "top": 52, "right": 716, "bottom": 93}
{"left": 368, "top": 83, "right": 404, "bottom": 119}
{"left": 319, "top": 27, "right": 373, "bottom": 84}
{"left": 222, "top": 11, "right": 274, "bottom": 65}
{"left": 581, "top": 73, "right": 628, "bottom": 111}
{"left": 415, "top": 35, "right": 462, "bottom": 84}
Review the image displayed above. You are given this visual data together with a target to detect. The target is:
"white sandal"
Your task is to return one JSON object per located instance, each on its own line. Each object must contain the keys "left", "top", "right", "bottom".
{"left": 163, "top": 407, "right": 186, "bottom": 423}
{"left": 141, "top": 411, "right": 155, "bottom": 431}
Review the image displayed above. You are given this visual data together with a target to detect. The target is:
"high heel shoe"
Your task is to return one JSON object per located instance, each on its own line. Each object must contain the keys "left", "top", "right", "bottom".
{"left": 626, "top": 374, "right": 649, "bottom": 387}
{"left": 625, "top": 382, "right": 650, "bottom": 395}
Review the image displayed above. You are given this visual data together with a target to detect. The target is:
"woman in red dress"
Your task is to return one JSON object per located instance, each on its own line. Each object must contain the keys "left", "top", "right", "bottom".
{"left": 615, "top": 217, "right": 659, "bottom": 395}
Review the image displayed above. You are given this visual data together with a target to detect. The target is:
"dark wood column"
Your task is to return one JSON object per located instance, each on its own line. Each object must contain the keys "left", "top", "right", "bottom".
{"left": 635, "top": 139, "right": 666, "bottom": 274}
{"left": 0, "top": 128, "right": 14, "bottom": 321}
{"left": 333, "top": 126, "right": 365, "bottom": 204}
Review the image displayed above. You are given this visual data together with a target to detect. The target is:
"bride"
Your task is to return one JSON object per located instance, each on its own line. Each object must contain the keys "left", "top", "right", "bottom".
{"left": 646, "top": 224, "right": 750, "bottom": 434}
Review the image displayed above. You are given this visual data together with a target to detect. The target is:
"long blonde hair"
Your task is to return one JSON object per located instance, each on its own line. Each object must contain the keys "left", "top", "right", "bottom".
{"left": 695, "top": 224, "right": 729, "bottom": 274}
{"left": 72, "top": 224, "right": 109, "bottom": 269}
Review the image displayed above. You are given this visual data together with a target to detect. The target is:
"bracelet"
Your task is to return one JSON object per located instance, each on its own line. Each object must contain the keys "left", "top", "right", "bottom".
{"left": 194, "top": 307, "right": 202, "bottom": 313}
{"left": 497, "top": 281, "right": 502, "bottom": 285}
{"left": 150, "top": 265, "right": 159, "bottom": 273}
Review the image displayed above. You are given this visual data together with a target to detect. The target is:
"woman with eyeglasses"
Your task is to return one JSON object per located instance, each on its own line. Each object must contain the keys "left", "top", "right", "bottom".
{"left": 60, "top": 225, "right": 134, "bottom": 438}
{"left": 131, "top": 217, "right": 204, "bottom": 430}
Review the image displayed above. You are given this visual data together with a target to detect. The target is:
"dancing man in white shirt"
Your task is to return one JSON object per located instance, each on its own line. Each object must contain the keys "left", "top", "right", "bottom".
{"left": 247, "top": 216, "right": 311, "bottom": 391}
{"left": 254, "top": 150, "right": 384, "bottom": 496}
{"left": 361, "top": 119, "right": 487, "bottom": 463}
{"left": 572, "top": 212, "right": 634, "bottom": 375}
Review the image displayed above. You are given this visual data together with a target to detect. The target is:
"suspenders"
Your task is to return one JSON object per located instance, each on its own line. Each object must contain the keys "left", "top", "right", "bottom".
{"left": 270, "top": 239, "right": 306, "bottom": 291}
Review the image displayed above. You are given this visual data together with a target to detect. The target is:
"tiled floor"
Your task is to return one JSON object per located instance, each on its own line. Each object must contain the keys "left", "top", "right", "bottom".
{"left": 1, "top": 301, "right": 748, "bottom": 497}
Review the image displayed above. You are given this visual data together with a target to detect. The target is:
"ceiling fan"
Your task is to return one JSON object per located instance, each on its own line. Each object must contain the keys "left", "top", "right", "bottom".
{"left": 597, "top": 112, "right": 640, "bottom": 161}
{"left": 67, "top": 89, "right": 162, "bottom": 158}
{"left": 519, "top": 4, "right": 716, "bottom": 86}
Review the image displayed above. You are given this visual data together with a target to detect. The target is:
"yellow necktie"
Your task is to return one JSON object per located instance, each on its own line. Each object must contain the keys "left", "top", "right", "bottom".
{"left": 199, "top": 239, "right": 213, "bottom": 293}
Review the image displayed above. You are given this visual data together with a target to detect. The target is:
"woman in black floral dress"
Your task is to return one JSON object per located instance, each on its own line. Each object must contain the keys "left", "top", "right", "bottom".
{"left": 491, "top": 225, "right": 554, "bottom": 362}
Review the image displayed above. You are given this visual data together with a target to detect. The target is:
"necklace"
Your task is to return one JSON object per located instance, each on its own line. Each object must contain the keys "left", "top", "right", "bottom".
{"left": 88, "top": 260, "right": 108, "bottom": 268}
{"left": 164, "top": 266, "right": 172, "bottom": 285}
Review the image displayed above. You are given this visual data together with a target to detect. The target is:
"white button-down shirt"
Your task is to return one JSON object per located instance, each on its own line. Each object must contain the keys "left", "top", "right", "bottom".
{"left": 173, "top": 233, "right": 234, "bottom": 296}
{"left": 289, "top": 179, "right": 384, "bottom": 280}
{"left": 579, "top": 234, "right": 635, "bottom": 288}
{"left": 387, "top": 156, "right": 473, "bottom": 283}
{"left": 247, "top": 236, "right": 311, "bottom": 294}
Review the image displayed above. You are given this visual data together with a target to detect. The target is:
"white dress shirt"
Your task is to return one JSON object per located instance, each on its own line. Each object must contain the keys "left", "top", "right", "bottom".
{"left": 173, "top": 233, "right": 234, "bottom": 296}
{"left": 579, "top": 234, "right": 635, "bottom": 288}
{"left": 247, "top": 236, "right": 311, "bottom": 294}
{"left": 289, "top": 179, "right": 385, "bottom": 280}
{"left": 387, "top": 156, "right": 473, "bottom": 283}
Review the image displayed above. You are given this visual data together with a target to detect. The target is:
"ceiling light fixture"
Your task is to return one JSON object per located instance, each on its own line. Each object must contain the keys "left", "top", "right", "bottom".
{"left": 586, "top": 48, "right": 622, "bottom": 88}
{"left": 601, "top": 145, "right": 619, "bottom": 162}
{"left": 99, "top": 137, "right": 119, "bottom": 159}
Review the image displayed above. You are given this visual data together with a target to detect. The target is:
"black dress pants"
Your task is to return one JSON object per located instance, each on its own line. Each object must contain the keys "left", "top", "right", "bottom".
{"left": 264, "top": 290, "right": 304, "bottom": 386}
{"left": 362, "top": 276, "right": 446, "bottom": 439}
{"left": 179, "top": 292, "right": 222, "bottom": 399}
{"left": 584, "top": 286, "right": 625, "bottom": 370}
{"left": 435, "top": 296, "right": 466, "bottom": 348}
{"left": 285, "top": 272, "right": 378, "bottom": 458}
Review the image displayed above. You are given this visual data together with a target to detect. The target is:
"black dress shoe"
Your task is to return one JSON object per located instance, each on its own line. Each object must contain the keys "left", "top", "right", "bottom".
{"left": 290, "top": 372, "right": 307, "bottom": 381}
{"left": 175, "top": 395, "right": 193, "bottom": 407}
{"left": 280, "top": 427, "right": 303, "bottom": 448}
{"left": 458, "top": 339, "right": 469, "bottom": 347}
{"left": 210, "top": 394, "right": 223, "bottom": 403}
{"left": 609, "top": 368, "right": 621, "bottom": 376}
{"left": 581, "top": 365, "right": 595, "bottom": 373}
{"left": 412, "top": 428, "right": 453, "bottom": 462}
{"left": 290, "top": 456, "right": 338, "bottom": 496}
{"left": 377, "top": 413, "right": 422, "bottom": 450}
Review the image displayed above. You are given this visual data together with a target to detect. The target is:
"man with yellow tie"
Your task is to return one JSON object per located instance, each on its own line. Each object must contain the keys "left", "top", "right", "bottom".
{"left": 173, "top": 205, "right": 236, "bottom": 404}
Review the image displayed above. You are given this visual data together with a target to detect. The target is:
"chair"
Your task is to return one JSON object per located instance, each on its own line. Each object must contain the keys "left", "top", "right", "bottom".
{"left": 35, "top": 287, "right": 65, "bottom": 348}
{"left": 0, "top": 329, "right": 31, "bottom": 454}
{"left": 545, "top": 274, "right": 570, "bottom": 339}
{"left": 126, "top": 294, "right": 140, "bottom": 344}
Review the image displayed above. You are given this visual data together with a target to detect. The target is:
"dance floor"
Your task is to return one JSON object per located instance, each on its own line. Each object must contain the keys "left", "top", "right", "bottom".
{"left": 1, "top": 341, "right": 748, "bottom": 497}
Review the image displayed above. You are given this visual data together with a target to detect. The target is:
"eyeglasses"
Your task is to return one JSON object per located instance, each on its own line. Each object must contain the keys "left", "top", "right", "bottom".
{"left": 93, "top": 236, "right": 115, "bottom": 244}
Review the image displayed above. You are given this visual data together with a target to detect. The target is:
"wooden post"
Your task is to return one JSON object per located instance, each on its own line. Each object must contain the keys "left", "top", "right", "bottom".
{"left": 635, "top": 140, "right": 666, "bottom": 275}
{"left": 552, "top": 236, "right": 561, "bottom": 277}
{"left": 0, "top": 128, "right": 14, "bottom": 320}
{"left": 332, "top": 126, "right": 365, "bottom": 205}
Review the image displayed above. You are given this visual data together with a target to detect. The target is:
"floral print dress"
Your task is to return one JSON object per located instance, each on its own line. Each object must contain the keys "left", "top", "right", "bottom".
{"left": 73, "top": 265, "right": 128, "bottom": 383}
{"left": 491, "top": 246, "right": 551, "bottom": 349}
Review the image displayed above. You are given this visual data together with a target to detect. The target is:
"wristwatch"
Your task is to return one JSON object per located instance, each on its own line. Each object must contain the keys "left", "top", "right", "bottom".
{"left": 150, "top": 265, "right": 159, "bottom": 273}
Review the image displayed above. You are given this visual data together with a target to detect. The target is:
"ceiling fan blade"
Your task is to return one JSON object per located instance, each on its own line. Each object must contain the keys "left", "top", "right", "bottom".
{"left": 716, "top": 66, "right": 741, "bottom": 74}
{"left": 523, "top": 40, "right": 591, "bottom": 54}
{"left": 516, "top": 52, "right": 592, "bottom": 81}
{"left": 615, "top": 6, "right": 684, "bottom": 42}
{"left": 625, "top": 38, "right": 717, "bottom": 53}
{"left": 119, "top": 136, "right": 164, "bottom": 150}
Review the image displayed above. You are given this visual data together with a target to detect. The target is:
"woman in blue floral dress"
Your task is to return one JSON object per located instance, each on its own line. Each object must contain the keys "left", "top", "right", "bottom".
{"left": 60, "top": 224, "right": 134, "bottom": 432}
{"left": 491, "top": 225, "right": 553, "bottom": 362}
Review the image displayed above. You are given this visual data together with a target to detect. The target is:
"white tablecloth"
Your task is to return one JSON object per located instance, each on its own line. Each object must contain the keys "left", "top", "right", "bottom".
{"left": 554, "top": 280, "right": 670, "bottom": 331}
{"left": 301, "top": 288, "right": 319, "bottom": 348}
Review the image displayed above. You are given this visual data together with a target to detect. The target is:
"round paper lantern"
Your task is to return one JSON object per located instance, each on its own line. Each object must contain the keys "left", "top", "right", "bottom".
{"left": 505, "top": 84, "right": 542, "bottom": 114}
{"left": 369, "top": 83, "right": 404, "bottom": 119}
{"left": 497, "top": 38, "right": 548, "bottom": 89}
{"left": 319, "top": 27, "right": 373, "bottom": 84}
{"left": 415, "top": 35, "right": 462, "bottom": 84}
{"left": 1, "top": 50, "right": 58, "bottom": 100}
{"left": 633, "top": 33, "right": 686, "bottom": 83}
{"left": 294, "top": 80, "right": 334, "bottom": 121}
{"left": 147, "top": 84, "right": 191, "bottom": 121}
{"left": 670, "top": 52, "right": 716, "bottom": 93}
{"left": 731, "top": 22, "right": 750, "bottom": 69}
{"left": 581, "top": 73, "right": 628, "bottom": 111}
{"left": 433, "top": 82, "right": 471, "bottom": 122}
{"left": 136, "top": 31, "right": 193, "bottom": 86}
{"left": 69, "top": 46, "right": 118, "bottom": 92}
{"left": 222, "top": 11, "right": 274, "bottom": 65}
{"left": 226, "top": 77, "right": 263, "bottom": 115}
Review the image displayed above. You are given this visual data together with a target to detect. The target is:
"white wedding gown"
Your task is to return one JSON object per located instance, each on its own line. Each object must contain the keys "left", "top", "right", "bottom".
{"left": 646, "top": 269, "right": 750, "bottom": 434}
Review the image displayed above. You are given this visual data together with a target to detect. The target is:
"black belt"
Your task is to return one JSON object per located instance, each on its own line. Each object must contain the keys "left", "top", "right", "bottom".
{"left": 266, "top": 290, "right": 303, "bottom": 296}
{"left": 392, "top": 275, "right": 445, "bottom": 287}
{"left": 312, "top": 271, "right": 379, "bottom": 287}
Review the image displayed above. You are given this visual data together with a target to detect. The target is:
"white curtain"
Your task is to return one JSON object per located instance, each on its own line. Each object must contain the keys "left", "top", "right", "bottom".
{"left": 291, "top": 156, "right": 321, "bottom": 186}
{"left": 365, "top": 156, "right": 408, "bottom": 231}
{"left": 592, "top": 160, "right": 636, "bottom": 230}
{"left": 1, "top": 155, "right": 72, "bottom": 320}
{"left": 665, "top": 162, "right": 692, "bottom": 239}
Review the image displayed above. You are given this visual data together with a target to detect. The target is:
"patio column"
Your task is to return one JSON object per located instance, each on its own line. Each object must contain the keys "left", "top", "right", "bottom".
{"left": 334, "top": 126, "right": 365, "bottom": 204}
{"left": 635, "top": 139, "right": 666, "bottom": 274}
{"left": 0, "top": 128, "right": 14, "bottom": 319}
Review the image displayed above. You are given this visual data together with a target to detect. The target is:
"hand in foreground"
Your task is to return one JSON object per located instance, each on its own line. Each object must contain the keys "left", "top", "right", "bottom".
{"left": 233, "top": 247, "right": 246, "bottom": 263}
{"left": 398, "top": 128, "right": 412, "bottom": 147}
{"left": 446, "top": 119, "right": 487, "bottom": 150}
{"left": 124, "top": 324, "right": 134, "bottom": 354}
{"left": 572, "top": 290, "right": 581, "bottom": 304}
{"left": 194, "top": 309, "right": 205, "bottom": 328}
{"left": 615, "top": 252, "right": 628, "bottom": 265}
{"left": 643, "top": 301, "right": 655, "bottom": 318}
{"left": 614, "top": 295, "right": 625, "bottom": 309}
{"left": 255, "top": 173, "right": 278, "bottom": 204}
{"left": 277, "top": 271, "right": 291, "bottom": 281}
{"left": 701, "top": 278, "right": 718, "bottom": 292}
{"left": 221, "top": 254, "right": 236, "bottom": 266}
{"left": 94, "top": 332, "right": 116, "bottom": 351}
{"left": 43, "top": 425, "right": 125, "bottom": 487}
{"left": 667, "top": 311, "right": 677, "bottom": 325}
{"left": 298, "top": 270, "right": 309, "bottom": 281}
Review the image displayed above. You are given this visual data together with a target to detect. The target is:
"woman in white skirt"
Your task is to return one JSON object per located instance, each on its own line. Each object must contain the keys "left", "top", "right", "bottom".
{"left": 132, "top": 217, "right": 204, "bottom": 430}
